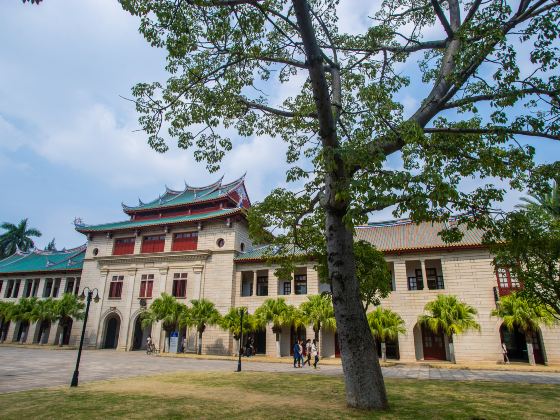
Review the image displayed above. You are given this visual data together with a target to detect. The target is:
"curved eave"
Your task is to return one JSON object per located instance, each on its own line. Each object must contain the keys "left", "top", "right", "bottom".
{"left": 122, "top": 193, "right": 239, "bottom": 215}
{"left": 76, "top": 207, "right": 246, "bottom": 234}
{"left": 0, "top": 266, "right": 83, "bottom": 277}
{"left": 380, "top": 243, "right": 488, "bottom": 255}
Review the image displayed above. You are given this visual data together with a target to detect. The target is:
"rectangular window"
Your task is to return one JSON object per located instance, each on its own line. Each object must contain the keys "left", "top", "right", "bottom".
{"left": 172, "top": 273, "right": 187, "bottom": 298}
{"left": 140, "top": 274, "right": 154, "bottom": 298}
{"left": 43, "top": 278, "right": 53, "bottom": 297}
{"left": 294, "top": 275, "right": 307, "bottom": 295}
{"left": 426, "top": 268, "right": 445, "bottom": 290}
{"left": 496, "top": 267, "right": 520, "bottom": 295}
{"left": 113, "top": 237, "right": 135, "bottom": 256}
{"left": 408, "top": 269, "right": 424, "bottom": 291}
{"left": 52, "top": 278, "right": 61, "bottom": 298}
{"left": 12, "top": 280, "right": 21, "bottom": 298}
{"left": 23, "top": 279, "right": 33, "bottom": 298}
{"left": 109, "top": 275, "right": 124, "bottom": 299}
{"left": 172, "top": 232, "right": 198, "bottom": 252}
{"left": 141, "top": 235, "right": 166, "bottom": 253}
{"left": 31, "top": 279, "right": 39, "bottom": 297}
{"left": 74, "top": 277, "right": 81, "bottom": 295}
{"left": 283, "top": 281, "right": 291, "bottom": 295}
{"left": 256, "top": 276, "right": 268, "bottom": 296}
{"left": 65, "top": 277, "right": 75, "bottom": 294}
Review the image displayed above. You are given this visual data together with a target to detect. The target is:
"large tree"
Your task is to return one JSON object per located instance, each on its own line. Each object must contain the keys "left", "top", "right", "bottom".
{"left": 0, "top": 219, "right": 42, "bottom": 258}
{"left": 121, "top": 0, "right": 559, "bottom": 409}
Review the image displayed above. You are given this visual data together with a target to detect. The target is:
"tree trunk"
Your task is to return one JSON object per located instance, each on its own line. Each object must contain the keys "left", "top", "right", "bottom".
{"left": 59, "top": 330, "right": 64, "bottom": 347}
{"left": 234, "top": 338, "right": 240, "bottom": 357}
{"left": 327, "top": 206, "right": 388, "bottom": 409}
{"left": 275, "top": 332, "right": 281, "bottom": 357}
{"left": 291, "top": 0, "right": 388, "bottom": 409}
{"left": 526, "top": 332, "right": 535, "bottom": 366}
{"left": 314, "top": 328, "right": 319, "bottom": 342}
{"left": 448, "top": 334, "right": 456, "bottom": 364}
{"left": 198, "top": 331, "right": 203, "bottom": 355}
{"left": 381, "top": 342, "right": 387, "bottom": 363}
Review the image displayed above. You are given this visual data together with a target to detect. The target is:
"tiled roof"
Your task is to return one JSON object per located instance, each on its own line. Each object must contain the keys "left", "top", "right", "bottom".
{"left": 0, "top": 245, "right": 86, "bottom": 275}
{"left": 356, "top": 219, "right": 486, "bottom": 252}
{"left": 234, "top": 245, "right": 309, "bottom": 262}
{"left": 75, "top": 208, "right": 244, "bottom": 233}
{"left": 121, "top": 174, "right": 249, "bottom": 213}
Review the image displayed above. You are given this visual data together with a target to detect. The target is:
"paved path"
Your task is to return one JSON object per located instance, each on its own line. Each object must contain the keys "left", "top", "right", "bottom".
{"left": 1, "top": 347, "right": 559, "bottom": 393}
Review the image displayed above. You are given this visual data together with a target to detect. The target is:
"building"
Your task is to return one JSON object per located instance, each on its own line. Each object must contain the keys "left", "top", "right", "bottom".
{"left": 1, "top": 175, "right": 559, "bottom": 364}
{"left": 0, "top": 246, "right": 85, "bottom": 344}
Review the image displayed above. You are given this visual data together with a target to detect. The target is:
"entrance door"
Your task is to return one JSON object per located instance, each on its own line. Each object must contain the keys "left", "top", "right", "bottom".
{"left": 104, "top": 316, "right": 120, "bottom": 349}
{"left": 422, "top": 325, "right": 446, "bottom": 360}
{"left": 500, "top": 324, "right": 528, "bottom": 362}
{"left": 16, "top": 321, "right": 29, "bottom": 342}
{"left": 290, "top": 326, "right": 306, "bottom": 355}
{"left": 254, "top": 330, "right": 266, "bottom": 354}
{"left": 334, "top": 332, "right": 341, "bottom": 358}
{"left": 37, "top": 321, "right": 51, "bottom": 344}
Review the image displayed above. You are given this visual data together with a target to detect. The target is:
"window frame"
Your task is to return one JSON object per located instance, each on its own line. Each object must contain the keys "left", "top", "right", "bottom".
{"left": 108, "top": 275, "right": 124, "bottom": 299}
{"left": 113, "top": 237, "right": 136, "bottom": 256}
{"left": 141, "top": 234, "right": 166, "bottom": 253}
{"left": 172, "top": 273, "right": 187, "bottom": 298}
{"left": 294, "top": 274, "right": 307, "bottom": 295}
{"left": 171, "top": 231, "right": 198, "bottom": 252}
{"left": 140, "top": 274, "right": 154, "bottom": 298}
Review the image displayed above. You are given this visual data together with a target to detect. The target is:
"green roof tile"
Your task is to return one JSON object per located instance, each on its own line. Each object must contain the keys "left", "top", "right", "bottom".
{"left": 76, "top": 208, "right": 244, "bottom": 233}
{"left": 122, "top": 174, "right": 248, "bottom": 212}
{"left": 0, "top": 245, "right": 85, "bottom": 275}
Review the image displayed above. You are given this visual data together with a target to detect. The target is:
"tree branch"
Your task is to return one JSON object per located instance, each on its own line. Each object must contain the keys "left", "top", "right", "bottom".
{"left": 431, "top": 0, "right": 454, "bottom": 38}
{"left": 441, "top": 88, "right": 560, "bottom": 109}
{"left": 238, "top": 97, "right": 317, "bottom": 118}
{"left": 424, "top": 127, "right": 560, "bottom": 141}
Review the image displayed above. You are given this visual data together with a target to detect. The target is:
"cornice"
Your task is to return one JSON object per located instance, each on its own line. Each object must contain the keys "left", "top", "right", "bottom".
{"left": 94, "top": 250, "right": 210, "bottom": 267}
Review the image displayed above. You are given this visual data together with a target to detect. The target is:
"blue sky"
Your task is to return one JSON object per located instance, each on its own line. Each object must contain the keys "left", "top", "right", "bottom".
{"left": 1, "top": 0, "right": 558, "bottom": 249}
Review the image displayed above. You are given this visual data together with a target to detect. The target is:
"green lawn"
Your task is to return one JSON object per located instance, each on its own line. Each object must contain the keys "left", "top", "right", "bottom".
{"left": 0, "top": 372, "right": 558, "bottom": 419}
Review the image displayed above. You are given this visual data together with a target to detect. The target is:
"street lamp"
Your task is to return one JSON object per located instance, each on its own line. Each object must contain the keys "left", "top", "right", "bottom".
{"left": 236, "top": 307, "right": 246, "bottom": 372}
{"left": 70, "top": 287, "right": 100, "bottom": 387}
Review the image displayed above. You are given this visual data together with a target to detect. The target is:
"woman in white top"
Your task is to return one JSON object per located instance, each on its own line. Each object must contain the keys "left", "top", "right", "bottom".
{"left": 312, "top": 339, "right": 319, "bottom": 369}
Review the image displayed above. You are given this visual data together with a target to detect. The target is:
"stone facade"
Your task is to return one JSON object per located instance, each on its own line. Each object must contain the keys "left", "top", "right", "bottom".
{"left": 2, "top": 177, "right": 559, "bottom": 366}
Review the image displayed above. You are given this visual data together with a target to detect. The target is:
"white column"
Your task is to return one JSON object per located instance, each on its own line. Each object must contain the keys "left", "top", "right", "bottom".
{"left": 124, "top": 268, "right": 138, "bottom": 351}
{"left": 420, "top": 260, "right": 428, "bottom": 290}
{"left": 192, "top": 265, "right": 204, "bottom": 299}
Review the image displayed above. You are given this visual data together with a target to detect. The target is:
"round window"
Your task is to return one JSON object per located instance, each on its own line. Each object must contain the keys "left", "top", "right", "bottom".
{"left": 92, "top": 248, "right": 99, "bottom": 256}
{"left": 240, "top": 242, "right": 245, "bottom": 252}
{"left": 216, "top": 238, "right": 225, "bottom": 248}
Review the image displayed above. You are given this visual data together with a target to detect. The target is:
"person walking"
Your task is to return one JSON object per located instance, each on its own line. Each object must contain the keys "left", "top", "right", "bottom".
{"left": 305, "top": 339, "right": 312, "bottom": 366}
{"left": 293, "top": 339, "right": 301, "bottom": 368}
{"left": 312, "top": 339, "right": 319, "bottom": 369}
{"left": 501, "top": 342, "right": 510, "bottom": 364}
{"left": 298, "top": 339, "right": 304, "bottom": 367}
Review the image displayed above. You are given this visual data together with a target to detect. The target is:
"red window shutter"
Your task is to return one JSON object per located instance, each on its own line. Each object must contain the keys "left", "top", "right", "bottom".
{"left": 147, "top": 281, "right": 153, "bottom": 298}
{"left": 140, "top": 281, "right": 146, "bottom": 298}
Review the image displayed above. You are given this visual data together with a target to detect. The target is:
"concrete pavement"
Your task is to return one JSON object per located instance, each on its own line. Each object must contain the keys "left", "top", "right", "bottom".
{"left": 1, "top": 347, "right": 559, "bottom": 393}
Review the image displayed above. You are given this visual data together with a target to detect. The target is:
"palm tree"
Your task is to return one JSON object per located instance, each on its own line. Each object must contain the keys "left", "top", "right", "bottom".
{"left": 29, "top": 298, "right": 56, "bottom": 344}
{"left": 10, "top": 297, "right": 38, "bottom": 343}
{"left": 418, "top": 295, "right": 480, "bottom": 363}
{"left": 255, "top": 298, "right": 295, "bottom": 357}
{"left": 0, "top": 218, "right": 42, "bottom": 258}
{"left": 491, "top": 293, "right": 556, "bottom": 365}
{"left": 516, "top": 177, "right": 560, "bottom": 219}
{"left": 180, "top": 299, "right": 221, "bottom": 355}
{"left": 0, "top": 301, "right": 16, "bottom": 343}
{"left": 141, "top": 293, "right": 187, "bottom": 352}
{"left": 300, "top": 294, "right": 336, "bottom": 342}
{"left": 367, "top": 307, "right": 406, "bottom": 362}
{"left": 53, "top": 293, "right": 85, "bottom": 346}
{"left": 218, "top": 307, "right": 261, "bottom": 356}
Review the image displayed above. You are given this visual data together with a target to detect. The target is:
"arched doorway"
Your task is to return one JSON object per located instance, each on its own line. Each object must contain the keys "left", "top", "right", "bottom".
{"left": 103, "top": 315, "right": 121, "bottom": 349}
{"left": 36, "top": 321, "right": 51, "bottom": 344}
{"left": 376, "top": 337, "right": 400, "bottom": 360}
{"left": 62, "top": 318, "right": 73, "bottom": 346}
{"left": 420, "top": 324, "right": 446, "bottom": 361}
{"left": 15, "top": 321, "right": 29, "bottom": 343}
{"left": 132, "top": 316, "right": 152, "bottom": 350}
{"left": 500, "top": 324, "right": 545, "bottom": 364}
{"left": 0, "top": 321, "right": 10, "bottom": 342}
{"left": 290, "top": 325, "right": 306, "bottom": 355}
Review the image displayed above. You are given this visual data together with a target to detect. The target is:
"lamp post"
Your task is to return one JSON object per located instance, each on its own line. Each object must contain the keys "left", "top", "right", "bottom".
{"left": 236, "top": 307, "right": 245, "bottom": 372}
{"left": 70, "top": 287, "right": 99, "bottom": 387}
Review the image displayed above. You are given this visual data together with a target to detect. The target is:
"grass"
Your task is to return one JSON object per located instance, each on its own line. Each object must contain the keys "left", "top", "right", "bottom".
{"left": 0, "top": 372, "right": 559, "bottom": 419}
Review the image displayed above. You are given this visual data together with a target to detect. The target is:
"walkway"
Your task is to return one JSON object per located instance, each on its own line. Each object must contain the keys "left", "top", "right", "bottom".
{"left": 1, "top": 347, "right": 559, "bottom": 393}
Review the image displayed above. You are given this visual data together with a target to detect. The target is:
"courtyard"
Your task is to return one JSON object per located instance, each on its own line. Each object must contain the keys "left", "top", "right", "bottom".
{"left": 0, "top": 347, "right": 560, "bottom": 419}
